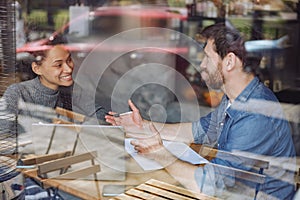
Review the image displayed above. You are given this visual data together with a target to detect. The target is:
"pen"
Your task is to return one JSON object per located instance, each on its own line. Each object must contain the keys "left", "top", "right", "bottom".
{"left": 105, "top": 111, "right": 133, "bottom": 117}
{"left": 108, "top": 111, "right": 133, "bottom": 117}
{"left": 119, "top": 111, "right": 133, "bottom": 116}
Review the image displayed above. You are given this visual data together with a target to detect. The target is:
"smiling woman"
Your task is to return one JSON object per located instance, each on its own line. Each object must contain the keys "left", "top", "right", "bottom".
{"left": 31, "top": 45, "right": 74, "bottom": 90}
{"left": 0, "top": 44, "right": 75, "bottom": 199}
{"left": 1, "top": 44, "right": 108, "bottom": 147}
{"left": 0, "top": 44, "right": 108, "bottom": 199}
{"left": 2, "top": 45, "right": 75, "bottom": 123}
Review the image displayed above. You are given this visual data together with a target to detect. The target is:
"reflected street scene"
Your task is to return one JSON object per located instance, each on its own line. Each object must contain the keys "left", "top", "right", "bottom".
{"left": 0, "top": 0, "right": 299, "bottom": 199}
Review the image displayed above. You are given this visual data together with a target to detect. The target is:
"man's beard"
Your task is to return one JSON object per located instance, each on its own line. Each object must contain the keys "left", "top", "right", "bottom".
{"left": 203, "top": 63, "right": 224, "bottom": 90}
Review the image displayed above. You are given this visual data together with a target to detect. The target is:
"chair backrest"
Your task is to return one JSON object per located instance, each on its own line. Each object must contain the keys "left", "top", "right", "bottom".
{"left": 23, "top": 151, "right": 101, "bottom": 200}
{"left": 21, "top": 151, "right": 72, "bottom": 166}
{"left": 190, "top": 144, "right": 269, "bottom": 200}
{"left": 45, "top": 107, "right": 86, "bottom": 155}
{"left": 54, "top": 107, "right": 86, "bottom": 124}
{"left": 199, "top": 146, "right": 269, "bottom": 171}
{"left": 37, "top": 151, "right": 100, "bottom": 180}
{"left": 52, "top": 107, "right": 86, "bottom": 124}
{"left": 199, "top": 162, "right": 266, "bottom": 200}
{"left": 205, "top": 162, "right": 266, "bottom": 184}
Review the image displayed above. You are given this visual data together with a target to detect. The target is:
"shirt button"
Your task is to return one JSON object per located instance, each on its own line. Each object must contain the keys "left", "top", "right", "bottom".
{"left": 220, "top": 122, "right": 224, "bottom": 126}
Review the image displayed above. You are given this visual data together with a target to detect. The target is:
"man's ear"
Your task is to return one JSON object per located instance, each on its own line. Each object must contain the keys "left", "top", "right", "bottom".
{"left": 31, "top": 62, "right": 42, "bottom": 75}
{"left": 224, "top": 52, "right": 236, "bottom": 71}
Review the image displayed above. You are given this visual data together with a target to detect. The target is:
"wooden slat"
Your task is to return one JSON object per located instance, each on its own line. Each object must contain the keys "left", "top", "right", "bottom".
{"left": 52, "top": 118, "right": 82, "bottom": 131}
{"left": 115, "top": 179, "right": 218, "bottom": 200}
{"left": 52, "top": 118, "right": 73, "bottom": 125}
{"left": 146, "top": 179, "right": 218, "bottom": 200}
{"left": 200, "top": 146, "right": 269, "bottom": 169}
{"left": 55, "top": 107, "right": 85, "bottom": 122}
{"left": 38, "top": 151, "right": 97, "bottom": 174}
{"left": 137, "top": 183, "right": 195, "bottom": 200}
{"left": 0, "top": 140, "right": 32, "bottom": 152}
{"left": 112, "top": 193, "right": 142, "bottom": 200}
{"left": 207, "top": 163, "right": 266, "bottom": 184}
{"left": 22, "top": 151, "right": 72, "bottom": 165}
{"left": 125, "top": 187, "right": 166, "bottom": 200}
{"left": 54, "top": 165, "right": 100, "bottom": 180}
{"left": 19, "top": 140, "right": 32, "bottom": 147}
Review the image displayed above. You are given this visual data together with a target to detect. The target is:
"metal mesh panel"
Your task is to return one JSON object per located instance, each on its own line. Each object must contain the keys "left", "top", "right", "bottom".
{"left": 0, "top": 0, "right": 18, "bottom": 179}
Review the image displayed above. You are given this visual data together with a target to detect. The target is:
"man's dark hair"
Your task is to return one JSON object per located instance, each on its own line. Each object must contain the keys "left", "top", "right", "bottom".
{"left": 200, "top": 23, "right": 247, "bottom": 68}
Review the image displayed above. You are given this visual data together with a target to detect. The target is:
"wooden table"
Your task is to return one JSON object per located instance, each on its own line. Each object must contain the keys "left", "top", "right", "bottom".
{"left": 20, "top": 143, "right": 215, "bottom": 199}
{"left": 22, "top": 154, "right": 181, "bottom": 200}
{"left": 23, "top": 168, "right": 181, "bottom": 200}
{"left": 112, "top": 179, "right": 219, "bottom": 200}
{"left": 21, "top": 143, "right": 270, "bottom": 199}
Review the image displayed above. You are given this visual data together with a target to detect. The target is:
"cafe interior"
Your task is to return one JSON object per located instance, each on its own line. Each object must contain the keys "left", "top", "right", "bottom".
{"left": 0, "top": 0, "right": 299, "bottom": 199}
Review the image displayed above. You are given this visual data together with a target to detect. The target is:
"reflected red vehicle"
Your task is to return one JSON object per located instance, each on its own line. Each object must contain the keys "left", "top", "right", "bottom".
{"left": 17, "top": 6, "right": 196, "bottom": 122}
{"left": 17, "top": 5, "right": 189, "bottom": 72}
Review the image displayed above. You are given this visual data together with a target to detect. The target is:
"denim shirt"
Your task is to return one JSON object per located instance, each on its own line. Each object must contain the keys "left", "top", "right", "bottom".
{"left": 192, "top": 77, "right": 296, "bottom": 199}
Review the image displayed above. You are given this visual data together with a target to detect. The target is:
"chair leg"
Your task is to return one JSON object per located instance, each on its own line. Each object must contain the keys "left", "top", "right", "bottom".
{"left": 254, "top": 168, "right": 264, "bottom": 200}
{"left": 60, "top": 129, "right": 81, "bottom": 174}
{"left": 48, "top": 187, "right": 64, "bottom": 200}
{"left": 71, "top": 132, "right": 80, "bottom": 156}
{"left": 254, "top": 183, "right": 260, "bottom": 200}
{"left": 200, "top": 169, "right": 207, "bottom": 192}
{"left": 46, "top": 126, "right": 57, "bottom": 154}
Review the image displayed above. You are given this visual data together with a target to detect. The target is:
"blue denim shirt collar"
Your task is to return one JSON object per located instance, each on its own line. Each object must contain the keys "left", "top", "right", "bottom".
{"left": 235, "top": 77, "right": 259, "bottom": 103}
{"left": 225, "top": 77, "right": 259, "bottom": 119}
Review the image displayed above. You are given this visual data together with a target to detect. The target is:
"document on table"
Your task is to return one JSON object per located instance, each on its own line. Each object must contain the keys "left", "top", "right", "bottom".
{"left": 125, "top": 138, "right": 209, "bottom": 171}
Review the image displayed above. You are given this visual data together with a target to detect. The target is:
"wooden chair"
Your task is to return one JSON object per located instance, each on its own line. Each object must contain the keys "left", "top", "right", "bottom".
{"left": 21, "top": 150, "right": 72, "bottom": 166}
{"left": 19, "top": 107, "right": 101, "bottom": 198}
{"left": 22, "top": 151, "right": 100, "bottom": 199}
{"left": 198, "top": 145, "right": 269, "bottom": 172}
{"left": 37, "top": 151, "right": 100, "bottom": 180}
{"left": 190, "top": 144, "right": 269, "bottom": 200}
{"left": 199, "top": 162, "right": 266, "bottom": 197}
{"left": 45, "top": 107, "right": 86, "bottom": 155}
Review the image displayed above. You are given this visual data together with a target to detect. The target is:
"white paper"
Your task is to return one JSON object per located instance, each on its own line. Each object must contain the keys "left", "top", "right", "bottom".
{"left": 125, "top": 138, "right": 208, "bottom": 171}
{"left": 125, "top": 138, "right": 163, "bottom": 170}
{"left": 162, "top": 140, "right": 209, "bottom": 165}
